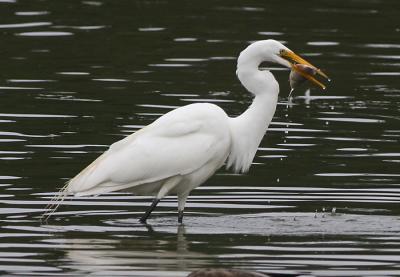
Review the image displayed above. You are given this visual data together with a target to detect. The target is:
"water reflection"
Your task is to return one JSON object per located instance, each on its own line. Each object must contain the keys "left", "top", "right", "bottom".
{"left": 3, "top": 213, "right": 398, "bottom": 276}
{"left": 0, "top": 22, "right": 51, "bottom": 28}
{"left": 61, "top": 225, "right": 198, "bottom": 276}
{"left": 16, "top": 31, "right": 74, "bottom": 37}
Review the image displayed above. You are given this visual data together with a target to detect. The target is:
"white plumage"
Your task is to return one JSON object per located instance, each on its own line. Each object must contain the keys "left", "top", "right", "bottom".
{"left": 68, "top": 104, "right": 231, "bottom": 200}
{"left": 42, "top": 39, "right": 328, "bottom": 223}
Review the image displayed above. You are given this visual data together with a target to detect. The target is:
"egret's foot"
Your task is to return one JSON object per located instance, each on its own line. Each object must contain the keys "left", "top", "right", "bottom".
{"left": 139, "top": 198, "right": 160, "bottom": 223}
{"left": 178, "top": 210, "right": 184, "bottom": 224}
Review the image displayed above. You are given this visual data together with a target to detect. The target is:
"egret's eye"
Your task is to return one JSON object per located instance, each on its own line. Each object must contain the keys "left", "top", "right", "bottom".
{"left": 279, "top": 49, "right": 286, "bottom": 55}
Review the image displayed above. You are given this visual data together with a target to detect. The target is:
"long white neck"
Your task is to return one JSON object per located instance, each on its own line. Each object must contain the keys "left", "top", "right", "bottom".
{"left": 227, "top": 48, "right": 280, "bottom": 173}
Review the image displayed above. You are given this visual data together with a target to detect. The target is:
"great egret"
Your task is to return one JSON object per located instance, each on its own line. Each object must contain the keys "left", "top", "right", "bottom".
{"left": 43, "top": 39, "right": 328, "bottom": 223}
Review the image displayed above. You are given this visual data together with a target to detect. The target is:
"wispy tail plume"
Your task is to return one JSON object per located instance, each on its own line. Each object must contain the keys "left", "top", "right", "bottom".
{"left": 39, "top": 181, "right": 70, "bottom": 224}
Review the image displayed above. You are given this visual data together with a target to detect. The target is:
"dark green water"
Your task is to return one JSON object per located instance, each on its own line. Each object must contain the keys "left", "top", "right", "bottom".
{"left": 0, "top": 0, "right": 400, "bottom": 276}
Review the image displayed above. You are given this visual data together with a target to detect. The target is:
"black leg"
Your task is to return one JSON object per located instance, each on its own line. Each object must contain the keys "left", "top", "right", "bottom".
{"left": 139, "top": 198, "right": 160, "bottom": 223}
{"left": 178, "top": 210, "right": 184, "bottom": 224}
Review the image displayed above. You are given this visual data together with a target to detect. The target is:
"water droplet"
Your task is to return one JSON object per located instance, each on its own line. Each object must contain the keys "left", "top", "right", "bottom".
{"left": 288, "top": 88, "right": 294, "bottom": 99}
{"left": 286, "top": 89, "right": 294, "bottom": 109}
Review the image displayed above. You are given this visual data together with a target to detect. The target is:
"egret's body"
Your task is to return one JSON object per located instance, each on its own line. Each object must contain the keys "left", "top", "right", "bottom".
{"left": 68, "top": 103, "right": 232, "bottom": 216}
{"left": 44, "top": 40, "right": 328, "bottom": 223}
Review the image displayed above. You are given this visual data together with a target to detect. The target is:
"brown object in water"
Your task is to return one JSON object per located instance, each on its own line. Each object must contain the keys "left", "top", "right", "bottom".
{"left": 187, "top": 268, "right": 270, "bottom": 277}
{"left": 289, "top": 63, "right": 317, "bottom": 90}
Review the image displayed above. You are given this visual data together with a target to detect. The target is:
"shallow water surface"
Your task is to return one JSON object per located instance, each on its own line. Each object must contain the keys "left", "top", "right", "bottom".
{"left": 0, "top": 0, "right": 400, "bottom": 276}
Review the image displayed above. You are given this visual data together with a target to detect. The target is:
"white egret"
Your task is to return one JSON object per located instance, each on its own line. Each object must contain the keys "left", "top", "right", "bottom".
{"left": 43, "top": 39, "right": 328, "bottom": 223}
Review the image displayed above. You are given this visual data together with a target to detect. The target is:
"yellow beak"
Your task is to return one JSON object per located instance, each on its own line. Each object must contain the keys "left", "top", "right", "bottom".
{"left": 280, "top": 49, "right": 330, "bottom": 90}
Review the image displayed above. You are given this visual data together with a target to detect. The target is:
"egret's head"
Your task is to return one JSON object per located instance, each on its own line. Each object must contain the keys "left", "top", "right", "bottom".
{"left": 239, "top": 39, "right": 329, "bottom": 90}
{"left": 258, "top": 39, "right": 292, "bottom": 68}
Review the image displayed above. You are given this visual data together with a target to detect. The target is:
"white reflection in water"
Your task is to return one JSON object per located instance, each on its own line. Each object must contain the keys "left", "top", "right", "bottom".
{"left": 174, "top": 38, "right": 198, "bottom": 42}
{"left": 56, "top": 25, "right": 106, "bottom": 30}
{"left": 259, "top": 155, "right": 287, "bottom": 159}
{"left": 0, "top": 113, "right": 75, "bottom": 118}
{"left": 57, "top": 228, "right": 192, "bottom": 276}
{"left": 258, "top": 147, "right": 293, "bottom": 151}
{"left": 35, "top": 94, "right": 102, "bottom": 102}
{"left": 0, "top": 176, "right": 21, "bottom": 180}
{"left": 31, "top": 215, "right": 400, "bottom": 276}
{"left": 15, "top": 11, "right": 49, "bottom": 16}
{"left": 56, "top": 71, "right": 90, "bottom": 75}
{"left": 258, "top": 31, "right": 284, "bottom": 36}
{"left": 82, "top": 1, "right": 103, "bottom": 7}
{"left": 26, "top": 144, "right": 106, "bottom": 149}
{"left": 0, "top": 86, "right": 42, "bottom": 90}
{"left": 316, "top": 173, "right": 400, "bottom": 177}
{"left": 0, "top": 151, "right": 30, "bottom": 154}
{"left": 162, "top": 93, "right": 199, "bottom": 97}
{"left": 137, "top": 104, "right": 180, "bottom": 109}
{"left": 138, "top": 27, "right": 165, "bottom": 32}
{"left": 0, "top": 139, "right": 25, "bottom": 142}
{"left": 269, "top": 127, "right": 327, "bottom": 133}
{"left": 307, "top": 41, "right": 340, "bottom": 46}
{"left": 181, "top": 98, "right": 234, "bottom": 103}
{"left": 364, "top": 72, "right": 400, "bottom": 76}
{"left": 277, "top": 143, "right": 316, "bottom": 147}
{"left": 0, "top": 131, "right": 56, "bottom": 138}
{"left": 361, "top": 43, "right": 400, "bottom": 49}
{"left": 149, "top": 63, "right": 192, "bottom": 67}
{"left": 336, "top": 148, "right": 368, "bottom": 151}
{"left": 318, "top": 117, "right": 384, "bottom": 123}
{"left": 0, "top": 22, "right": 51, "bottom": 28}
{"left": 7, "top": 79, "right": 56, "bottom": 83}
{"left": 16, "top": 31, "right": 73, "bottom": 36}
{"left": 165, "top": 58, "right": 207, "bottom": 62}
{"left": 92, "top": 78, "right": 130, "bottom": 82}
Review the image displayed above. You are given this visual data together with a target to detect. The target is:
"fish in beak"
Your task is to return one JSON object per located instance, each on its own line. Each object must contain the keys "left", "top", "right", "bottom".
{"left": 290, "top": 64, "right": 320, "bottom": 90}
{"left": 279, "top": 49, "right": 330, "bottom": 90}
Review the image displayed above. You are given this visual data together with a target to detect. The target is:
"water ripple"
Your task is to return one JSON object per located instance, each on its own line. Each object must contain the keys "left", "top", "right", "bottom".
{"left": 15, "top": 11, "right": 49, "bottom": 16}
{"left": 0, "top": 22, "right": 51, "bottom": 28}
{"left": 0, "top": 113, "right": 75, "bottom": 118}
{"left": 16, "top": 31, "right": 73, "bottom": 37}
{"left": 318, "top": 117, "right": 384, "bottom": 123}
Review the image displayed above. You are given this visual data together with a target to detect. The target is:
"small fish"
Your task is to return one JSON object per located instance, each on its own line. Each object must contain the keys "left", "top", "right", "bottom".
{"left": 289, "top": 64, "right": 317, "bottom": 90}
{"left": 288, "top": 64, "right": 325, "bottom": 100}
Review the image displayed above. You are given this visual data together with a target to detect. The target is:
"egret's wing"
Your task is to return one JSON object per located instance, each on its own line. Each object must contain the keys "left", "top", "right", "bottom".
{"left": 66, "top": 116, "right": 225, "bottom": 195}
